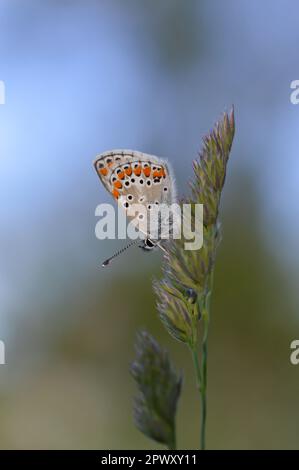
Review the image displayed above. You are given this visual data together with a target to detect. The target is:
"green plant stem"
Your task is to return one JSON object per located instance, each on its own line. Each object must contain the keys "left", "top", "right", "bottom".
{"left": 190, "top": 341, "right": 202, "bottom": 450}
{"left": 190, "top": 281, "right": 212, "bottom": 450}
{"left": 167, "top": 431, "right": 176, "bottom": 450}
{"left": 200, "top": 308, "right": 209, "bottom": 450}
{"left": 191, "top": 344, "right": 202, "bottom": 392}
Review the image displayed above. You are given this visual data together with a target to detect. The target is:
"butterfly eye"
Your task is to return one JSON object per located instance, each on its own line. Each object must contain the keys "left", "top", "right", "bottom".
{"left": 145, "top": 239, "right": 155, "bottom": 249}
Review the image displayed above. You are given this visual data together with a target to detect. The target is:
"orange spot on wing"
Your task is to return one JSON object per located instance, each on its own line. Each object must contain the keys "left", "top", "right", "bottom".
{"left": 100, "top": 168, "right": 108, "bottom": 176}
{"left": 143, "top": 167, "right": 151, "bottom": 177}
{"left": 112, "top": 189, "right": 120, "bottom": 199}
{"left": 125, "top": 167, "right": 132, "bottom": 176}
{"left": 153, "top": 170, "right": 163, "bottom": 177}
{"left": 114, "top": 181, "right": 122, "bottom": 189}
{"left": 134, "top": 166, "right": 142, "bottom": 176}
{"left": 118, "top": 171, "right": 125, "bottom": 180}
{"left": 107, "top": 161, "right": 113, "bottom": 167}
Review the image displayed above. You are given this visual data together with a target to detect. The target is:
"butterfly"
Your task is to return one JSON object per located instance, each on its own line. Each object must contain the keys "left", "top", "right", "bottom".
{"left": 93, "top": 149, "right": 177, "bottom": 266}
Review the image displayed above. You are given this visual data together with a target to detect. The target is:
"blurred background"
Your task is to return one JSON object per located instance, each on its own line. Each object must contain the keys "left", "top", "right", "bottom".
{"left": 0, "top": 0, "right": 299, "bottom": 450}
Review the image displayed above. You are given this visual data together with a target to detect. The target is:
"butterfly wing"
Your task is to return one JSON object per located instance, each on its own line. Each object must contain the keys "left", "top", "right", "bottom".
{"left": 93, "top": 150, "right": 137, "bottom": 193}
{"left": 94, "top": 149, "right": 176, "bottom": 240}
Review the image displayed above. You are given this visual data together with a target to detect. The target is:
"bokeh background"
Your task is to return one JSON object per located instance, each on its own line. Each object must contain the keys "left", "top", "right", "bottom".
{"left": 0, "top": 0, "right": 299, "bottom": 450}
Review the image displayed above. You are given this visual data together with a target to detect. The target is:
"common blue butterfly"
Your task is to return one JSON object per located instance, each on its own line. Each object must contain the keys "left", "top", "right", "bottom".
{"left": 94, "top": 149, "right": 177, "bottom": 266}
